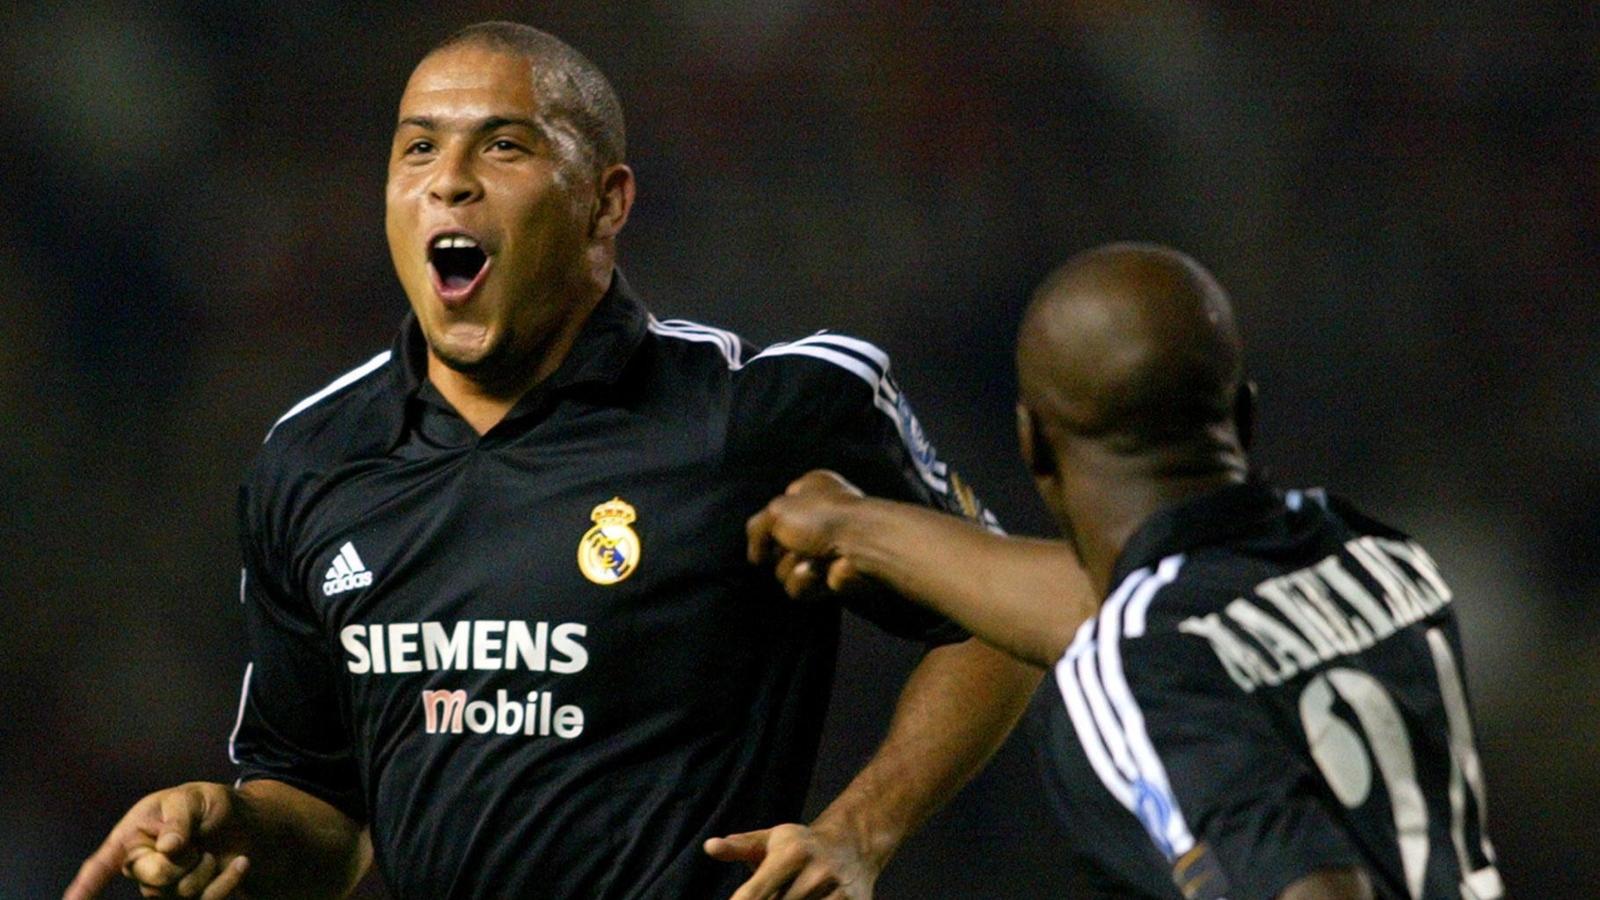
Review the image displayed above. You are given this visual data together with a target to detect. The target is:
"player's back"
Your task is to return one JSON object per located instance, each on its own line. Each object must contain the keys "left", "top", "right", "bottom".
{"left": 1040, "top": 482, "right": 1503, "bottom": 900}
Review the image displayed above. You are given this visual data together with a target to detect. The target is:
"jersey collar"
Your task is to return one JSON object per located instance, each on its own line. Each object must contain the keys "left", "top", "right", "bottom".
{"left": 384, "top": 268, "right": 651, "bottom": 445}
{"left": 1108, "top": 479, "right": 1285, "bottom": 587}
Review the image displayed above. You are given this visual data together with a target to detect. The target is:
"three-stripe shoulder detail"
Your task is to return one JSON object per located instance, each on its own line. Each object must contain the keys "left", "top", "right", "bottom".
{"left": 1052, "top": 553, "right": 1191, "bottom": 860}
{"left": 647, "top": 317, "right": 745, "bottom": 369}
{"left": 744, "top": 332, "right": 891, "bottom": 385}
{"left": 748, "top": 333, "right": 950, "bottom": 495}
{"left": 263, "top": 350, "right": 392, "bottom": 444}
{"left": 646, "top": 325, "right": 962, "bottom": 501}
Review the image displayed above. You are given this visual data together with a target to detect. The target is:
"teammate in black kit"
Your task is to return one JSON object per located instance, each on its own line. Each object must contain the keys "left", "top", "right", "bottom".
{"left": 748, "top": 243, "right": 1502, "bottom": 899}
{"left": 66, "top": 22, "right": 1040, "bottom": 900}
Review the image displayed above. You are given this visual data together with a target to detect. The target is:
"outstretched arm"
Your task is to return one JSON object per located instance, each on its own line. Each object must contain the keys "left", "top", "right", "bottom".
{"left": 707, "top": 470, "right": 1095, "bottom": 898}
{"left": 747, "top": 470, "right": 1098, "bottom": 668}
{"left": 65, "top": 778, "right": 369, "bottom": 900}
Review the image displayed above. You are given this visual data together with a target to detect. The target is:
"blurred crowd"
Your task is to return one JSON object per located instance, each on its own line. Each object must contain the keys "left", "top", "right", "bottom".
{"left": 1, "top": 2, "right": 1593, "bottom": 896}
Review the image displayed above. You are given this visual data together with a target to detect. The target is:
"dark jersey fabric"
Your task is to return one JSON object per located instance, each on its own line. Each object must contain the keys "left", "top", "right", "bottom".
{"left": 1037, "top": 482, "right": 1501, "bottom": 900}
{"left": 228, "top": 272, "right": 985, "bottom": 899}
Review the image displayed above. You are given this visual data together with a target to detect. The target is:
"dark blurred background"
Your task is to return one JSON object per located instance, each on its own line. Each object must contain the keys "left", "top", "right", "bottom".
{"left": 2, "top": 2, "right": 1594, "bottom": 897}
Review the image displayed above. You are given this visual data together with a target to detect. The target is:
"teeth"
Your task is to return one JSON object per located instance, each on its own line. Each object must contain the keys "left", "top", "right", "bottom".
{"left": 431, "top": 235, "right": 480, "bottom": 250}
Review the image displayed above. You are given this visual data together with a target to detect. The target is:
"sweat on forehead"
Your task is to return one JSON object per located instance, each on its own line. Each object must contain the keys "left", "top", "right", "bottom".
{"left": 1017, "top": 243, "right": 1241, "bottom": 444}
{"left": 421, "top": 21, "right": 627, "bottom": 172}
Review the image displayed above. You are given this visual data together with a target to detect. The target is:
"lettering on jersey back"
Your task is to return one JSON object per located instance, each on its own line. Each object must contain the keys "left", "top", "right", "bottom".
{"left": 1178, "top": 538, "right": 1452, "bottom": 692}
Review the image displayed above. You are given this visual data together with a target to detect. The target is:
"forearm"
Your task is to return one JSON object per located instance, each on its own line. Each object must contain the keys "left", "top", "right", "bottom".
{"left": 810, "top": 638, "right": 1041, "bottom": 871}
{"left": 840, "top": 500, "right": 1096, "bottom": 667}
{"left": 232, "top": 779, "right": 371, "bottom": 899}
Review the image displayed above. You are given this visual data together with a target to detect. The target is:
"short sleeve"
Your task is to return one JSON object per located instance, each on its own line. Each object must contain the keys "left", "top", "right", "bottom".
{"left": 738, "top": 335, "right": 996, "bottom": 644}
{"left": 228, "top": 477, "right": 366, "bottom": 821}
{"left": 1054, "top": 602, "right": 1363, "bottom": 900}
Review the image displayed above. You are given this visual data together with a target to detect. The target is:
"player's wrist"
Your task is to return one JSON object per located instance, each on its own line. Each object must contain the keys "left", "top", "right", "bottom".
{"left": 830, "top": 498, "right": 897, "bottom": 581}
{"left": 198, "top": 781, "right": 256, "bottom": 854}
{"left": 808, "top": 805, "right": 896, "bottom": 877}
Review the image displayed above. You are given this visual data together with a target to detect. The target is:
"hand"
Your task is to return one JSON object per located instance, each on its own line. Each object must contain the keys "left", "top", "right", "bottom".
{"left": 747, "top": 470, "right": 869, "bottom": 597}
{"left": 705, "top": 823, "right": 877, "bottom": 900}
{"left": 66, "top": 782, "right": 249, "bottom": 900}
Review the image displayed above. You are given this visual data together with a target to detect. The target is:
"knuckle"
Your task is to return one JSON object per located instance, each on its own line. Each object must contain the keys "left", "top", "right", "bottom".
{"left": 129, "top": 856, "right": 159, "bottom": 881}
{"left": 783, "top": 844, "right": 814, "bottom": 865}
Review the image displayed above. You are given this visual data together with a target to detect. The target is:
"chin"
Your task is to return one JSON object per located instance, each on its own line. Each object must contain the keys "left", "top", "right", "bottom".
{"left": 424, "top": 320, "right": 498, "bottom": 368}
{"left": 430, "top": 324, "right": 531, "bottom": 387}
{"left": 432, "top": 342, "right": 498, "bottom": 374}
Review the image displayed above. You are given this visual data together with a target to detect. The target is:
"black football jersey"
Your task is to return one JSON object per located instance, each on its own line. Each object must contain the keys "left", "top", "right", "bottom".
{"left": 226, "top": 272, "right": 989, "bottom": 899}
{"left": 1037, "top": 482, "right": 1501, "bottom": 900}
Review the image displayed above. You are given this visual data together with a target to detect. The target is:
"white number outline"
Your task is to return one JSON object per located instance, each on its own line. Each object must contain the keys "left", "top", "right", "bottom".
{"left": 1296, "top": 627, "right": 1502, "bottom": 900}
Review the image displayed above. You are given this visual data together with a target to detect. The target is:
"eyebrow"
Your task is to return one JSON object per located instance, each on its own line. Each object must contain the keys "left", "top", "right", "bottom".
{"left": 396, "top": 115, "right": 542, "bottom": 133}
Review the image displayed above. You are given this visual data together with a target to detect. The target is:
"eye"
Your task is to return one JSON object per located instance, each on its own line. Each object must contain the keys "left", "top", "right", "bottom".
{"left": 402, "top": 139, "right": 435, "bottom": 156}
{"left": 487, "top": 138, "right": 527, "bottom": 156}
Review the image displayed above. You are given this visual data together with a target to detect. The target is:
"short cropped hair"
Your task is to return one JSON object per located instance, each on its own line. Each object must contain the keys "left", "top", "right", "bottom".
{"left": 431, "top": 21, "right": 626, "bottom": 176}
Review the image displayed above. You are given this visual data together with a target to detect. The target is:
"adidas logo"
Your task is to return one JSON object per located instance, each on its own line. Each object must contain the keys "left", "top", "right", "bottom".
{"left": 323, "top": 542, "right": 373, "bottom": 596}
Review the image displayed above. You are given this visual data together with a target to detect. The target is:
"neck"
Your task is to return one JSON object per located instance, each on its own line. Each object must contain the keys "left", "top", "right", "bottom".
{"left": 429, "top": 268, "right": 611, "bottom": 435}
{"left": 1065, "top": 460, "right": 1246, "bottom": 596}
{"left": 426, "top": 357, "right": 526, "bottom": 435}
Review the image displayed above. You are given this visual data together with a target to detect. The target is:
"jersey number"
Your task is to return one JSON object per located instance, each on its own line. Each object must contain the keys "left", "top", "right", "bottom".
{"left": 1296, "top": 628, "right": 1502, "bottom": 900}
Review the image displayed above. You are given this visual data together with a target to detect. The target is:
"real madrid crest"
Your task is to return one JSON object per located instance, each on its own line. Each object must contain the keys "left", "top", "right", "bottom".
{"left": 577, "top": 497, "right": 641, "bottom": 585}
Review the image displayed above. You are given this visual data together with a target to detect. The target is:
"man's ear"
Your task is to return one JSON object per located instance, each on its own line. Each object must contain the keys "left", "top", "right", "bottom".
{"left": 1233, "top": 380, "right": 1258, "bottom": 452}
{"left": 591, "top": 163, "right": 635, "bottom": 240}
{"left": 1017, "top": 403, "right": 1056, "bottom": 478}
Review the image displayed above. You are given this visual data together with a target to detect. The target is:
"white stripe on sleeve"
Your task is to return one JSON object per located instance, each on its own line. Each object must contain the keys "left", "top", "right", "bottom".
{"left": 1124, "top": 554, "right": 1186, "bottom": 638}
{"left": 227, "top": 662, "right": 254, "bottom": 764}
{"left": 795, "top": 332, "right": 890, "bottom": 374}
{"left": 747, "top": 343, "right": 880, "bottom": 386}
{"left": 648, "top": 317, "right": 744, "bottom": 368}
{"left": 264, "top": 350, "right": 391, "bottom": 443}
{"left": 1097, "top": 557, "right": 1193, "bottom": 858}
{"left": 744, "top": 334, "right": 953, "bottom": 493}
{"left": 1054, "top": 619, "right": 1135, "bottom": 808}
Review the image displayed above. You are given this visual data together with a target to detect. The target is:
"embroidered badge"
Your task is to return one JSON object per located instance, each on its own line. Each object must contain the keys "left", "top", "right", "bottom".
{"left": 577, "top": 497, "right": 641, "bottom": 585}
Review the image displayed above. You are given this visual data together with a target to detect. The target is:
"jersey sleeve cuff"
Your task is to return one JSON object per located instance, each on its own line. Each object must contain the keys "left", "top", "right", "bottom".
{"left": 235, "top": 768, "right": 368, "bottom": 824}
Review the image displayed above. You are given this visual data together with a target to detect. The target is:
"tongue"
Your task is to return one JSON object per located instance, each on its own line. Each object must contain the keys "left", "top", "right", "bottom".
{"left": 444, "top": 273, "right": 474, "bottom": 290}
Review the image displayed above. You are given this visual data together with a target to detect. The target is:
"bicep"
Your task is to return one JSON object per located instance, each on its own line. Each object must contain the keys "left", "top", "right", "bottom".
{"left": 233, "top": 778, "right": 373, "bottom": 895}
{"left": 235, "top": 778, "right": 364, "bottom": 839}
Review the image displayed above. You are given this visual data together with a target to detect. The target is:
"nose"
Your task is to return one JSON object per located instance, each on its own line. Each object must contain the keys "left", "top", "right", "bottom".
{"left": 427, "top": 145, "right": 482, "bottom": 206}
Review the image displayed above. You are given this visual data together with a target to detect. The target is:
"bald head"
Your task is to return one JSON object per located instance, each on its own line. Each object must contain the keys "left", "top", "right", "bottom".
{"left": 1018, "top": 243, "right": 1244, "bottom": 457}
{"left": 427, "top": 21, "right": 626, "bottom": 178}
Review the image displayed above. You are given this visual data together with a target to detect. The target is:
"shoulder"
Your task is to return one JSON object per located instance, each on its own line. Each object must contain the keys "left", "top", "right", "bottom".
{"left": 1107, "top": 553, "right": 1251, "bottom": 641}
{"left": 643, "top": 315, "right": 896, "bottom": 398}
{"left": 643, "top": 317, "right": 912, "bottom": 438}
{"left": 734, "top": 331, "right": 947, "bottom": 476}
{"left": 642, "top": 314, "right": 751, "bottom": 373}
{"left": 728, "top": 329, "right": 912, "bottom": 429}
{"left": 742, "top": 330, "right": 896, "bottom": 391}
{"left": 247, "top": 349, "right": 398, "bottom": 496}
{"left": 1071, "top": 553, "right": 1258, "bottom": 694}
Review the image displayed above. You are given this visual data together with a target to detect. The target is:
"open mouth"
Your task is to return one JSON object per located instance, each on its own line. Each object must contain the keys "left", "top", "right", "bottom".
{"left": 428, "top": 234, "right": 490, "bottom": 299}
